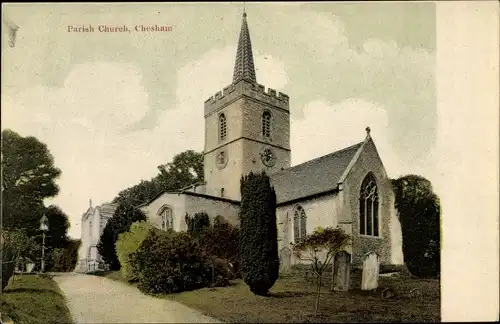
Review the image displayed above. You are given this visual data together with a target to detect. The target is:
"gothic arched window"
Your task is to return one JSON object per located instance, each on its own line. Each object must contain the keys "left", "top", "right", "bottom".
{"left": 293, "top": 205, "right": 307, "bottom": 242}
{"left": 262, "top": 110, "right": 271, "bottom": 138}
{"left": 359, "top": 173, "right": 379, "bottom": 236}
{"left": 219, "top": 113, "right": 227, "bottom": 141}
{"left": 158, "top": 206, "right": 174, "bottom": 231}
{"left": 88, "top": 220, "right": 92, "bottom": 237}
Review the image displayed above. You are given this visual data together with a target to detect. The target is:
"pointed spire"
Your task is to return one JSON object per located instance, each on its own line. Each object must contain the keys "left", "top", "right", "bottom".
{"left": 233, "top": 10, "right": 257, "bottom": 84}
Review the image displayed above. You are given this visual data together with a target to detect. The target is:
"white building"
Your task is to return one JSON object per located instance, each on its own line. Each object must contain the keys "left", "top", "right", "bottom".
{"left": 76, "top": 200, "right": 117, "bottom": 272}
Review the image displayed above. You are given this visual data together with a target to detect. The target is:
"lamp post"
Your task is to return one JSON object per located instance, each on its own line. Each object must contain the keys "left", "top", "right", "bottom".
{"left": 40, "top": 215, "right": 49, "bottom": 273}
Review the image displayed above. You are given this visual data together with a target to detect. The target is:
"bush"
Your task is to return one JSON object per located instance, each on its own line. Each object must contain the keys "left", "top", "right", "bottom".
{"left": 131, "top": 230, "right": 229, "bottom": 294}
{"left": 116, "top": 221, "right": 154, "bottom": 282}
{"left": 198, "top": 217, "right": 241, "bottom": 279}
{"left": 1, "top": 231, "right": 20, "bottom": 291}
{"left": 185, "top": 212, "right": 211, "bottom": 238}
{"left": 239, "top": 171, "right": 280, "bottom": 296}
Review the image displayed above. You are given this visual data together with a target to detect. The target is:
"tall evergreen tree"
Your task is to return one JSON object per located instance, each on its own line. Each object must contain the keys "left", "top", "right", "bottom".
{"left": 239, "top": 171, "right": 279, "bottom": 296}
{"left": 392, "top": 174, "right": 441, "bottom": 278}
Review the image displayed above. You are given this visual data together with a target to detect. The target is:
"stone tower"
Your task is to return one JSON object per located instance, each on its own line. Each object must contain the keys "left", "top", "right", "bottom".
{"left": 203, "top": 11, "right": 291, "bottom": 201}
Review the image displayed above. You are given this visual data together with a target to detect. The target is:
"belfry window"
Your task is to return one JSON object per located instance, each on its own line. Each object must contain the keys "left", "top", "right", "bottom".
{"left": 293, "top": 205, "right": 307, "bottom": 242}
{"left": 219, "top": 113, "right": 227, "bottom": 141}
{"left": 359, "top": 173, "right": 379, "bottom": 236}
{"left": 262, "top": 110, "right": 271, "bottom": 138}
{"left": 158, "top": 206, "right": 174, "bottom": 231}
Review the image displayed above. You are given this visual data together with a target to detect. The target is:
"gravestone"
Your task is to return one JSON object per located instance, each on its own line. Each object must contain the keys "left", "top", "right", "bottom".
{"left": 279, "top": 247, "right": 292, "bottom": 272}
{"left": 361, "top": 252, "right": 379, "bottom": 290}
{"left": 332, "top": 251, "right": 351, "bottom": 291}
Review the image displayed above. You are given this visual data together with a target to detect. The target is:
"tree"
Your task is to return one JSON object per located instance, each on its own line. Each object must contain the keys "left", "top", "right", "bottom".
{"left": 391, "top": 175, "right": 441, "bottom": 278}
{"left": 239, "top": 171, "right": 279, "bottom": 296}
{"left": 45, "top": 205, "right": 71, "bottom": 249}
{"left": 97, "top": 202, "right": 147, "bottom": 270}
{"left": 113, "top": 150, "right": 204, "bottom": 207}
{"left": 156, "top": 150, "right": 204, "bottom": 192}
{"left": 113, "top": 179, "right": 161, "bottom": 208}
{"left": 1, "top": 130, "right": 61, "bottom": 234}
{"left": 292, "top": 227, "right": 351, "bottom": 316}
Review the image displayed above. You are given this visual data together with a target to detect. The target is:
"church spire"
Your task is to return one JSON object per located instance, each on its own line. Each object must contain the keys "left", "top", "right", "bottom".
{"left": 232, "top": 10, "right": 257, "bottom": 84}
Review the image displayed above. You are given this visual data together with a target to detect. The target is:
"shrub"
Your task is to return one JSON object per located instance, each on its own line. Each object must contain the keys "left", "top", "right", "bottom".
{"left": 1, "top": 231, "right": 20, "bottom": 291}
{"left": 239, "top": 171, "right": 280, "bottom": 296}
{"left": 131, "top": 230, "right": 229, "bottom": 294}
{"left": 198, "top": 217, "right": 241, "bottom": 279}
{"left": 185, "top": 212, "right": 210, "bottom": 238}
{"left": 116, "top": 221, "right": 154, "bottom": 282}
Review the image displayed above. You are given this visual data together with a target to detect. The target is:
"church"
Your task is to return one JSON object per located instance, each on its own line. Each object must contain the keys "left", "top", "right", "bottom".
{"left": 138, "top": 12, "right": 404, "bottom": 269}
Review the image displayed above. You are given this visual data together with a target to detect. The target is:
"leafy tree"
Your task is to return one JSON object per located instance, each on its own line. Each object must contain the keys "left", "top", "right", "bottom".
{"left": 113, "top": 179, "right": 161, "bottom": 208}
{"left": 44, "top": 205, "right": 71, "bottom": 248}
{"left": 391, "top": 175, "right": 441, "bottom": 278}
{"left": 113, "top": 150, "right": 204, "bottom": 207}
{"left": 156, "top": 150, "right": 204, "bottom": 192}
{"left": 185, "top": 212, "right": 211, "bottom": 238}
{"left": 97, "top": 202, "right": 146, "bottom": 270}
{"left": 292, "top": 227, "right": 351, "bottom": 316}
{"left": 1, "top": 130, "right": 61, "bottom": 234}
{"left": 239, "top": 171, "right": 279, "bottom": 296}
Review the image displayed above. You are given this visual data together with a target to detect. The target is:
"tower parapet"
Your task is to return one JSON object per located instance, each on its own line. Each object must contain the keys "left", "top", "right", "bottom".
{"left": 204, "top": 80, "right": 289, "bottom": 117}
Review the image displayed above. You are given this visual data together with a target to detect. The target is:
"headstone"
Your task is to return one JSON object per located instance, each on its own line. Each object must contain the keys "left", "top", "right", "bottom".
{"left": 26, "top": 263, "right": 35, "bottom": 273}
{"left": 279, "top": 247, "right": 291, "bottom": 272}
{"left": 361, "top": 252, "right": 379, "bottom": 290}
{"left": 333, "top": 251, "right": 351, "bottom": 291}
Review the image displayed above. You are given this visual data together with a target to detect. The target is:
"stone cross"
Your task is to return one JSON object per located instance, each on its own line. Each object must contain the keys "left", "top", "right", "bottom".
{"left": 361, "top": 252, "right": 379, "bottom": 290}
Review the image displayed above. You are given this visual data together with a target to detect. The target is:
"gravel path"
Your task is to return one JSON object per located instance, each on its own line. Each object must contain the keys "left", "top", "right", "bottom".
{"left": 53, "top": 273, "right": 222, "bottom": 323}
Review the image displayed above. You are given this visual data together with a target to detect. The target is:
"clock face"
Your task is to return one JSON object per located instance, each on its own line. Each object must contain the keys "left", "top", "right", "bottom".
{"left": 260, "top": 148, "right": 276, "bottom": 167}
{"left": 216, "top": 149, "right": 228, "bottom": 169}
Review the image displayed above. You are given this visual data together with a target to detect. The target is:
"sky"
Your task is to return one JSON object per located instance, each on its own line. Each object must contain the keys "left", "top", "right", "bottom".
{"left": 3, "top": 2, "right": 436, "bottom": 239}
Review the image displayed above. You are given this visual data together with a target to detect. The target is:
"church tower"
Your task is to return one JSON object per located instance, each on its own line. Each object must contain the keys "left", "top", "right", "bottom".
{"left": 203, "top": 11, "right": 291, "bottom": 201}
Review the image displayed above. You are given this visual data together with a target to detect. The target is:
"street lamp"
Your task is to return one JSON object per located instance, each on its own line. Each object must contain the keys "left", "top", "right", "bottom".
{"left": 40, "top": 215, "right": 49, "bottom": 273}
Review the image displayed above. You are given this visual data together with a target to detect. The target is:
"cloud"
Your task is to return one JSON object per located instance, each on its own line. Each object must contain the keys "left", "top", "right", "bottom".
{"left": 291, "top": 99, "right": 406, "bottom": 178}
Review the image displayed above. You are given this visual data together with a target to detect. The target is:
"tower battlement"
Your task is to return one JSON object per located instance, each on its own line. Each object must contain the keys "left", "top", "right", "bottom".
{"left": 204, "top": 80, "right": 289, "bottom": 116}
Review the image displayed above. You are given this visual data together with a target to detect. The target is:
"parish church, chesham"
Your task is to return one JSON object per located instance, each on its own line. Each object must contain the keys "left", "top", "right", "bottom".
{"left": 81, "top": 11, "right": 404, "bottom": 272}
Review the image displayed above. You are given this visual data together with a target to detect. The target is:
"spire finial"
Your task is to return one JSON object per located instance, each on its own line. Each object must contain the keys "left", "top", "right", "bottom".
{"left": 233, "top": 5, "right": 256, "bottom": 84}
{"left": 366, "top": 126, "right": 371, "bottom": 135}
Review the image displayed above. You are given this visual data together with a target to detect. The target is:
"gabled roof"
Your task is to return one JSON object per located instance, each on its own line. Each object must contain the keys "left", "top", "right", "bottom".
{"left": 270, "top": 141, "right": 365, "bottom": 205}
{"left": 135, "top": 190, "right": 240, "bottom": 209}
{"left": 97, "top": 202, "right": 118, "bottom": 218}
{"left": 81, "top": 206, "right": 95, "bottom": 221}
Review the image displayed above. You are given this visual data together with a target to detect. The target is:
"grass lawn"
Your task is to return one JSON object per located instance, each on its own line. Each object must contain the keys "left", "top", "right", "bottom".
{"left": 0, "top": 274, "right": 73, "bottom": 324}
{"left": 100, "top": 269, "right": 440, "bottom": 323}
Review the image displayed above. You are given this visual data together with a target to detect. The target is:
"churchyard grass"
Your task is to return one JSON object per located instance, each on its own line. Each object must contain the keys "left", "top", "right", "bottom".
{"left": 0, "top": 273, "right": 73, "bottom": 324}
{"left": 100, "top": 269, "right": 439, "bottom": 322}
